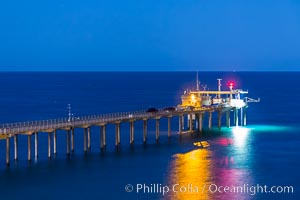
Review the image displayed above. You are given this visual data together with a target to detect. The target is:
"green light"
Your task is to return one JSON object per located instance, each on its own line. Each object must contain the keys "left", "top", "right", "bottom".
{"left": 245, "top": 125, "right": 293, "bottom": 132}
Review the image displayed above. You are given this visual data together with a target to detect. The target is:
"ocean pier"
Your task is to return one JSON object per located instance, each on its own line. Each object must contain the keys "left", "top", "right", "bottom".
{"left": 0, "top": 78, "right": 259, "bottom": 166}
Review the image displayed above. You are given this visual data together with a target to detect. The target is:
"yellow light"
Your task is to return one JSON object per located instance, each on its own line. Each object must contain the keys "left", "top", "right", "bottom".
{"left": 191, "top": 94, "right": 196, "bottom": 102}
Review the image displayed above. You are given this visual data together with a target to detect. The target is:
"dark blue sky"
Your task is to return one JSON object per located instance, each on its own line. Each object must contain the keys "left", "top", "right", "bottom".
{"left": 1, "top": 0, "right": 300, "bottom": 71}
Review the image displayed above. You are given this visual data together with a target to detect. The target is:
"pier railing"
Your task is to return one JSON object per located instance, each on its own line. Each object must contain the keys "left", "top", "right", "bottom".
{"left": 0, "top": 107, "right": 219, "bottom": 135}
{"left": 0, "top": 110, "right": 140, "bottom": 134}
{"left": 0, "top": 109, "right": 175, "bottom": 135}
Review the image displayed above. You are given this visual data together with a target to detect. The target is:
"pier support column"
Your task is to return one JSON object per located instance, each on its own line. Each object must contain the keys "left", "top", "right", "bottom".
{"left": 53, "top": 130, "right": 57, "bottom": 155}
{"left": 240, "top": 108, "right": 243, "bottom": 126}
{"left": 103, "top": 125, "right": 106, "bottom": 147}
{"left": 179, "top": 115, "right": 183, "bottom": 135}
{"left": 66, "top": 130, "right": 70, "bottom": 156}
{"left": 48, "top": 132, "right": 51, "bottom": 158}
{"left": 235, "top": 108, "right": 239, "bottom": 126}
{"left": 208, "top": 112, "right": 212, "bottom": 130}
{"left": 83, "top": 128, "right": 87, "bottom": 152}
{"left": 87, "top": 127, "right": 91, "bottom": 150}
{"left": 187, "top": 115, "right": 189, "bottom": 130}
{"left": 6, "top": 137, "right": 10, "bottom": 166}
{"left": 168, "top": 117, "right": 171, "bottom": 138}
{"left": 198, "top": 113, "right": 203, "bottom": 133}
{"left": 192, "top": 115, "right": 196, "bottom": 131}
{"left": 34, "top": 132, "right": 38, "bottom": 158}
{"left": 195, "top": 114, "right": 199, "bottom": 130}
{"left": 14, "top": 135, "right": 18, "bottom": 161}
{"left": 129, "top": 122, "right": 134, "bottom": 144}
{"left": 100, "top": 125, "right": 106, "bottom": 149}
{"left": 115, "top": 123, "right": 120, "bottom": 147}
{"left": 143, "top": 120, "right": 147, "bottom": 143}
{"left": 233, "top": 108, "right": 236, "bottom": 125}
{"left": 189, "top": 114, "right": 193, "bottom": 132}
{"left": 182, "top": 115, "right": 185, "bottom": 130}
{"left": 243, "top": 107, "right": 247, "bottom": 126}
{"left": 156, "top": 119, "right": 160, "bottom": 141}
{"left": 218, "top": 111, "right": 222, "bottom": 129}
{"left": 226, "top": 111, "right": 230, "bottom": 128}
{"left": 28, "top": 135, "right": 31, "bottom": 161}
{"left": 71, "top": 128, "right": 75, "bottom": 152}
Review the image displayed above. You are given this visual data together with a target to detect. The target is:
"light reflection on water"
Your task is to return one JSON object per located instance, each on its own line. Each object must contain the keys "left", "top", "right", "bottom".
{"left": 167, "top": 149, "right": 212, "bottom": 200}
{"left": 242, "top": 125, "right": 293, "bottom": 132}
{"left": 232, "top": 127, "right": 250, "bottom": 147}
{"left": 166, "top": 126, "right": 256, "bottom": 200}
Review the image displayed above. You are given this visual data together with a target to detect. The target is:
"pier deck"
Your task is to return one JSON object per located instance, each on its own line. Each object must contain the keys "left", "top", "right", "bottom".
{"left": 0, "top": 107, "right": 221, "bottom": 136}
{"left": 0, "top": 105, "right": 241, "bottom": 166}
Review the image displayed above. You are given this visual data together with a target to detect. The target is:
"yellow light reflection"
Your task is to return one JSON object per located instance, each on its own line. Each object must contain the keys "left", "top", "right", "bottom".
{"left": 193, "top": 141, "right": 210, "bottom": 148}
{"left": 167, "top": 149, "right": 211, "bottom": 200}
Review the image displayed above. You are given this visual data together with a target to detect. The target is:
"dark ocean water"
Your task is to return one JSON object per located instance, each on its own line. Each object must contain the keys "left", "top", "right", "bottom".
{"left": 0, "top": 72, "right": 299, "bottom": 200}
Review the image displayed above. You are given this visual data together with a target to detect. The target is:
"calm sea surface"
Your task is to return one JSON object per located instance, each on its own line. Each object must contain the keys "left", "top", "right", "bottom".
{"left": 0, "top": 72, "right": 299, "bottom": 200}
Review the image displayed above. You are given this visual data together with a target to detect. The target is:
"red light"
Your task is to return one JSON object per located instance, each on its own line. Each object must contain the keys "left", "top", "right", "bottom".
{"left": 229, "top": 82, "right": 234, "bottom": 87}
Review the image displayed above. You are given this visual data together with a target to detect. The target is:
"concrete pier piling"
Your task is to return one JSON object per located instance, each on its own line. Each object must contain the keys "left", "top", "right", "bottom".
{"left": 182, "top": 115, "right": 185, "bottom": 130}
{"left": 235, "top": 109, "right": 239, "bottom": 126}
{"left": 218, "top": 111, "right": 222, "bottom": 129}
{"left": 34, "top": 132, "right": 38, "bottom": 158}
{"left": 189, "top": 114, "right": 193, "bottom": 132}
{"left": 103, "top": 125, "right": 107, "bottom": 147}
{"left": 226, "top": 111, "right": 230, "bottom": 127}
{"left": 233, "top": 108, "right": 236, "bottom": 125}
{"left": 71, "top": 128, "right": 75, "bottom": 152}
{"left": 66, "top": 130, "right": 70, "bottom": 155}
{"left": 198, "top": 113, "right": 203, "bottom": 133}
{"left": 87, "top": 127, "right": 91, "bottom": 150}
{"left": 28, "top": 135, "right": 31, "bottom": 161}
{"left": 187, "top": 115, "right": 189, "bottom": 130}
{"left": 143, "top": 120, "right": 147, "bottom": 143}
{"left": 208, "top": 112, "right": 212, "bottom": 130}
{"left": 155, "top": 118, "right": 160, "bottom": 141}
{"left": 100, "top": 126, "right": 104, "bottom": 149}
{"left": 6, "top": 137, "right": 10, "bottom": 166}
{"left": 115, "top": 123, "right": 120, "bottom": 147}
{"left": 129, "top": 121, "right": 134, "bottom": 144}
{"left": 84, "top": 128, "right": 87, "bottom": 152}
{"left": 100, "top": 125, "right": 106, "bottom": 149}
{"left": 179, "top": 115, "right": 183, "bottom": 135}
{"left": 240, "top": 108, "right": 243, "bottom": 126}
{"left": 53, "top": 130, "right": 57, "bottom": 155}
{"left": 243, "top": 108, "right": 247, "bottom": 126}
{"left": 14, "top": 135, "right": 18, "bottom": 160}
{"left": 168, "top": 117, "right": 171, "bottom": 137}
{"left": 48, "top": 132, "right": 51, "bottom": 158}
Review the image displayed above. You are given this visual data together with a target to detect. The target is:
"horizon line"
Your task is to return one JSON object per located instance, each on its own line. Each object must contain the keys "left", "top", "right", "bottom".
{"left": 0, "top": 70, "right": 299, "bottom": 72}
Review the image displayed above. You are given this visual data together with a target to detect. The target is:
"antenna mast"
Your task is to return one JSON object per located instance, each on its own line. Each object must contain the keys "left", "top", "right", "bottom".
{"left": 67, "top": 104, "right": 72, "bottom": 122}
{"left": 196, "top": 71, "right": 200, "bottom": 91}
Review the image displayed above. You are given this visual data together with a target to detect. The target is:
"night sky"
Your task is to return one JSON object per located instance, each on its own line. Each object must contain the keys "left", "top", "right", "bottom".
{"left": 1, "top": 0, "right": 300, "bottom": 71}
